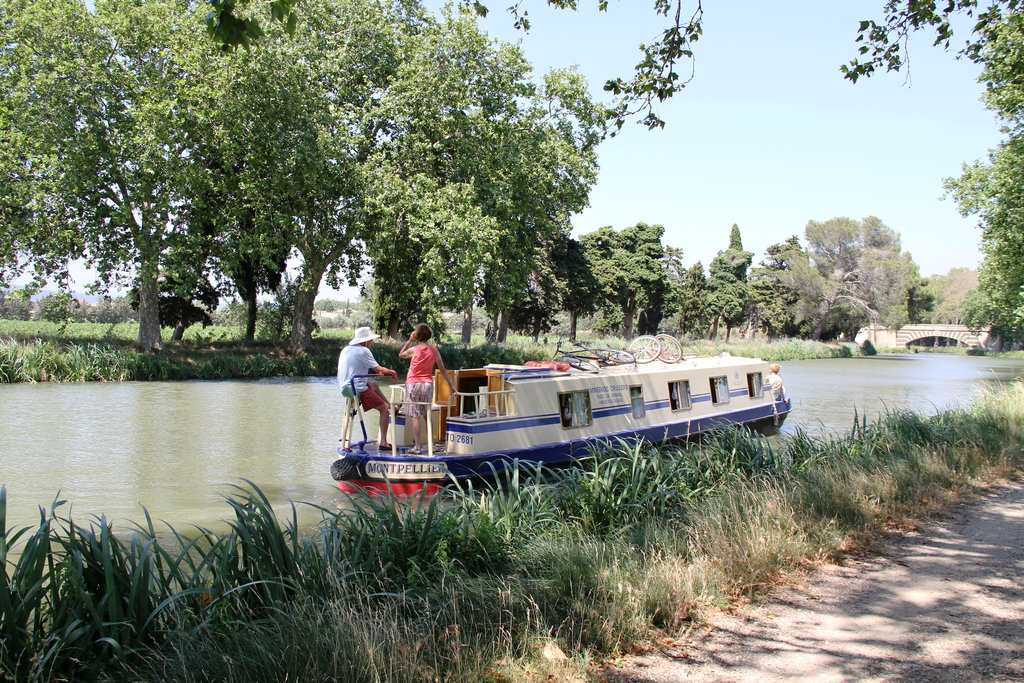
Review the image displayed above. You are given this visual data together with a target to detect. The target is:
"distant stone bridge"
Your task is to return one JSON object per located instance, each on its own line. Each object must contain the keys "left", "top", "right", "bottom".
{"left": 856, "top": 324, "right": 992, "bottom": 349}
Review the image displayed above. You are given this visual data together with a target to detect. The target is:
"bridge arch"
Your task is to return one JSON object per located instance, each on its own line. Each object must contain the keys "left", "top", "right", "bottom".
{"left": 857, "top": 324, "right": 991, "bottom": 350}
{"left": 903, "top": 330, "right": 973, "bottom": 347}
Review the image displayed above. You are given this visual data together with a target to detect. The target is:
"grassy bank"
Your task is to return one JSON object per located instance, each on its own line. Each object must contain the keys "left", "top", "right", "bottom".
{"left": 0, "top": 319, "right": 859, "bottom": 383}
{"left": 3, "top": 384, "right": 1023, "bottom": 681}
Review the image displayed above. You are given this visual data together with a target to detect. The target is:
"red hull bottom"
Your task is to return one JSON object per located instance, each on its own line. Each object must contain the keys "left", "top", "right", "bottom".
{"left": 336, "top": 480, "right": 444, "bottom": 497}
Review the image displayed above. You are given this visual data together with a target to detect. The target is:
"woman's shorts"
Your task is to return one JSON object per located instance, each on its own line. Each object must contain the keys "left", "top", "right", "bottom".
{"left": 405, "top": 381, "right": 434, "bottom": 417}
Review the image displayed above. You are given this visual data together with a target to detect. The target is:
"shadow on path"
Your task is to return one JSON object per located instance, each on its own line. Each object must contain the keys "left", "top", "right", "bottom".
{"left": 605, "top": 480, "right": 1024, "bottom": 682}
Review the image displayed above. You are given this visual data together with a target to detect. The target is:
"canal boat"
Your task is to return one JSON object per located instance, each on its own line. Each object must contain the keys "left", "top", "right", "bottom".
{"left": 331, "top": 353, "right": 791, "bottom": 495}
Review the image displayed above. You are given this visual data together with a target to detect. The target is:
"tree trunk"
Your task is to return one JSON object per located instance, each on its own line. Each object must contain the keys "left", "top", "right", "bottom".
{"left": 231, "top": 255, "right": 260, "bottom": 344}
{"left": 745, "top": 311, "right": 757, "bottom": 340}
{"left": 290, "top": 280, "right": 319, "bottom": 354}
{"left": 568, "top": 310, "right": 578, "bottom": 341}
{"left": 245, "top": 292, "right": 258, "bottom": 343}
{"left": 171, "top": 321, "right": 185, "bottom": 342}
{"left": 135, "top": 265, "right": 163, "bottom": 351}
{"left": 707, "top": 316, "right": 720, "bottom": 341}
{"left": 487, "top": 312, "right": 498, "bottom": 342}
{"left": 622, "top": 299, "right": 637, "bottom": 340}
{"left": 497, "top": 311, "right": 509, "bottom": 343}
{"left": 386, "top": 312, "right": 400, "bottom": 339}
{"left": 461, "top": 306, "right": 472, "bottom": 344}
{"left": 724, "top": 324, "right": 731, "bottom": 343}
{"left": 812, "top": 308, "right": 831, "bottom": 341}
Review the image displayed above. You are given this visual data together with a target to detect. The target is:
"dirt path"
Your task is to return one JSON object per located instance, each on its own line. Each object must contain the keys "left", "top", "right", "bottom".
{"left": 604, "top": 479, "right": 1024, "bottom": 682}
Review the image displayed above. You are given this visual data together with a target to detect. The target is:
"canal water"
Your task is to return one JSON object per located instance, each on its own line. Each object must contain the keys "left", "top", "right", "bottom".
{"left": 1, "top": 353, "right": 1022, "bottom": 533}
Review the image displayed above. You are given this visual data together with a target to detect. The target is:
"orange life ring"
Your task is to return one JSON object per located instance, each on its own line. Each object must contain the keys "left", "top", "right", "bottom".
{"left": 524, "top": 360, "right": 570, "bottom": 371}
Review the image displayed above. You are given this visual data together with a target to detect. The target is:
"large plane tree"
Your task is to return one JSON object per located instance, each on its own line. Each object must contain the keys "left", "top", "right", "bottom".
{"left": 1, "top": 0, "right": 222, "bottom": 350}
{"left": 362, "top": 9, "right": 602, "bottom": 341}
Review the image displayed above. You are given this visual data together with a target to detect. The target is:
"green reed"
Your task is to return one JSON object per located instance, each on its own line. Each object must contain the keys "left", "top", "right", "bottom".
{"left": 0, "top": 494, "right": 181, "bottom": 681}
{"left": 678, "top": 337, "right": 858, "bottom": 361}
{"left": 0, "top": 338, "right": 342, "bottom": 383}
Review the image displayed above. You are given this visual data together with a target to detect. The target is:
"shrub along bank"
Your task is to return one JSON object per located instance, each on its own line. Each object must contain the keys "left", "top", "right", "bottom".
{"left": 2, "top": 385, "right": 1023, "bottom": 681}
{"left": 0, "top": 327, "right": 861, "bottom": 384}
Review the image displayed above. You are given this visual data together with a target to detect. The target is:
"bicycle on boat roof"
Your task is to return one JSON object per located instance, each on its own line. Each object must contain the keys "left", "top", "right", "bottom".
{"left": 554, "top": 338, "right": 636, "bottom": 372}
{"left": 626, "top": 333, "right": 683, "bottom": 363}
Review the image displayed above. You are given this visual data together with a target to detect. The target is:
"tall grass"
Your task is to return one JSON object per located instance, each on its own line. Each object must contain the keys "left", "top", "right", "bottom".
{"left": 4, "top": 386, "right": 1024, "bottom": 680}
{"left": 678, "top": 337, "right": 857, "bottom": 360}
{"left": 0, "top": 338, "right": 339, "bottom": 383}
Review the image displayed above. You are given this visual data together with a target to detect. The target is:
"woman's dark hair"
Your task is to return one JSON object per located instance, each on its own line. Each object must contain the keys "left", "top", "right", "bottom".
{"left": 413, "top": 323, "right": 432, "bottom": 342}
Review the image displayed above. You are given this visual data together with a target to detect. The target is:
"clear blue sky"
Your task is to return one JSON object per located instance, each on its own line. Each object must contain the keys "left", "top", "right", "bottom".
{"left": 466, "top": 0, "right": 1000, "bottom": 278}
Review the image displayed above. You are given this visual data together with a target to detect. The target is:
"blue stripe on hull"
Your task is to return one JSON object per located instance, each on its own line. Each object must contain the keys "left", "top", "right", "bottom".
{"left": 335, "top": 399, "right": 792, "bottom": 483}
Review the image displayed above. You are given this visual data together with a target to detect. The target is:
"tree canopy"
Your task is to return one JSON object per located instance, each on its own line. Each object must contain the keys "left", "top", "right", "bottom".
{"left": 1, "top": 0, "right": 224, "bottom": 349}
{"left": 2, "top": 0, "right": 982, "bottom": 347}
{"left": 843, "top": 0, "right": 1024, "bottom": 81}
{"left": 783, "top": 217, "right": 917, "bottom": 340}
{"left": 205, "top": 0, "right": 703, "bottom": 130}
{"left": 581, "top": 223, "right": 668, "bottom": 339}
{"left": 1, "top": 0, "right": 604, "bottom": 351}
{"left": 945, "top": 12, "right": 1024, "bottom": 333}
{"left": 706, "top": 225, "right": 752, "bottom": 341}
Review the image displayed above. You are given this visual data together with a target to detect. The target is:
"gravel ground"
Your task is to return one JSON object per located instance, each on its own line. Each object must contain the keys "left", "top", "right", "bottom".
{"left": 604, "top": 478, "right": 1024, "bottom": 682}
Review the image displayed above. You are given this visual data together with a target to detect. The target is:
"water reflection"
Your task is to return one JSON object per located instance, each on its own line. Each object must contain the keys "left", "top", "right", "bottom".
{"left": 1, "top": 353, "right": 1022, "bottom": 532}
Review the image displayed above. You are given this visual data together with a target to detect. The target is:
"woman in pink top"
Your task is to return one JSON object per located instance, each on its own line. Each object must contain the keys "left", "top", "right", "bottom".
{"left": 399, "top": 323, "right": 456, "bottom": 454}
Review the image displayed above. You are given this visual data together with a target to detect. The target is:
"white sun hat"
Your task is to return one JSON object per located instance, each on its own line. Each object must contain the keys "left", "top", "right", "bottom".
{"left": 348, "top": 326, "right": 381, "bottom": 346}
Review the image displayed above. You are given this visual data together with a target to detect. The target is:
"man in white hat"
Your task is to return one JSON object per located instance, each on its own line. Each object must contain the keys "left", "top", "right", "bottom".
{"left": 338, "top": 326, "right": 398, "bottom": 450}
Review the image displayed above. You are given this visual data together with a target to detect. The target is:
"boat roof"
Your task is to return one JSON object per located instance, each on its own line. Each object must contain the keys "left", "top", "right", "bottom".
{"left": 488, "top": 354, "right": 769, "bottom": 383}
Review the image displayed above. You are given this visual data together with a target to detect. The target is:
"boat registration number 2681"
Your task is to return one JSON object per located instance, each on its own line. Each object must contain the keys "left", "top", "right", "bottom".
{"left": 448, "top": 433, "right": 473, "bottom": 445}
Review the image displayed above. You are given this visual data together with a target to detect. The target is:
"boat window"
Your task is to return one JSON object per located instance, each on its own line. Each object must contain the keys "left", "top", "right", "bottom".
{"left": 668, "top": 380, "right": 691, "bottom": 411}
{"left": 710, "top": 376, "right": 729, "bottom": 404}
{"left": 559, "top": 391, "right": 592, "bottom": 429}
{"left": 630, "top": 385, "right": 645, "bottom": 418}
{"left": 747, "top": 372, "right": 763, "bottom": 398}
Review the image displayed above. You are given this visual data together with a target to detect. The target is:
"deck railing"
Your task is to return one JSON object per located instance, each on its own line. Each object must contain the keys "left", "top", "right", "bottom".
{"left": 342, "top": 378, "right": 516, "bottom": 458}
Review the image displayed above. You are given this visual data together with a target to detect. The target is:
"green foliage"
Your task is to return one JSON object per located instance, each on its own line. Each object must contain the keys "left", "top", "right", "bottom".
{"left": 677, "top": 260, "right": 711, "bottom": 337}
{"left": 314, "top": 298, "right": 349, "bottom": 312}
{"left": 786, "top": 217, "right": 918, "bottom": 340}
{"left": 843, "top": 0, "right": 1023, "bottom": 82}
{"left": 508, "top": 237, "right": 568, "bottom": 341}
{"left": 551, "top": 440, "right": 704, "bottom": 536}
{"left": 0, "top": 0, "right": 230, "bottom": 350}
{"left": 256, "top": 275, "right": 300, "bottom": 342}
{"left": 905, "top": 276, "right": 937, "bottom": 323}
{"left": 581, "top": 223, "right": 669, "bottom": 339}
{"left": 707, "top": 224, "right": 753, "bottom": 339}
{"left": 0, "top": 337, "right": 339, "bottom": 383}
{"left": 36, "top": 294, "right": 78, "bottom": 335}
{"left": 946, "top": 14, "right": 1024, "bottom": 334}
{"left": 927, "top": 268, "right": 979, "bottom": 325}
{"left": 747, "top": 236, "right": 806, "bottom": 339}
{"left": 556, "top": 236, "right": 602, "bottom": 340}
{"left": 0, "top": 495, "right": 182, "bottom": 681}
{"left": 0, "top": 292, "right": 33, "bottom": 321}
{"left": 364, "top": 12, "right": 603, "bottom": 341}
{"left": 205, "top": 0, "right": 704, "bottom": 131}
{"left": 326, "top": 489, "right": 514, "bottom": 590}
